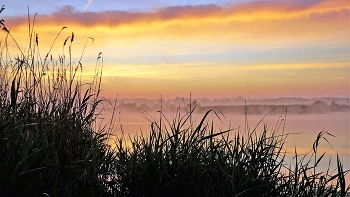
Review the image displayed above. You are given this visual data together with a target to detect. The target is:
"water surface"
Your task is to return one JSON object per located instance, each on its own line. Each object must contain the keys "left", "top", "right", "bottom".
{"left": 101, "top": 110, "right": 349, "bottom": 181}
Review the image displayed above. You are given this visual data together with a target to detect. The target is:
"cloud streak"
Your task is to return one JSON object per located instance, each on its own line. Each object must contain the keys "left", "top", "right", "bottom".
{"left": 5, "top": 0, "right": 348, "bottom": 26}
{"left": 6, "top": 0, "right": 350, "bottom": 46}
{"left": 3, "top": 0, "right": 348, "bottom": 54}
{"left": 83, "top": 0, "right": 93, "bottom": 12}
{"left": 4, "top": 0, "right": 348, "bottom": 48}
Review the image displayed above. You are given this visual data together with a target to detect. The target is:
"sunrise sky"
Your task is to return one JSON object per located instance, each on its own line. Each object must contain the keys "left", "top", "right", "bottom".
{"left": 1, "top": 0, "right": 349, "bottom": 99}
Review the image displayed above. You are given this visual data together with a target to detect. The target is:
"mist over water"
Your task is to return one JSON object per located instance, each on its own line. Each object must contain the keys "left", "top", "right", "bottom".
{"left": 99, "top": 100, "right": 349, "bottom": 181}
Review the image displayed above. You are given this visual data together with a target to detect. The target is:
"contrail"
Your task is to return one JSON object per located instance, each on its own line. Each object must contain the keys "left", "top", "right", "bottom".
{"left": 83, "top": 0, "right": 93, "bottom": 12}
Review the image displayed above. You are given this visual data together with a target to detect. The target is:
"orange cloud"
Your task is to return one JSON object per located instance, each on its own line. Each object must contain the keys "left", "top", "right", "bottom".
{"left": 3, "top": 0, "right": 348, "bottom": 29}
{"left": 225, "top": 0, "right": 348, "bottom": 21}
{"left": 2, "top": 0, "right": 348, "bottom": 64}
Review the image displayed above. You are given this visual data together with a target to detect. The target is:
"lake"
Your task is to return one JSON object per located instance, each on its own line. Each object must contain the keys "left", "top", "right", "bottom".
{"left": 100, "top": 110, "right": 349, "bottom": 181}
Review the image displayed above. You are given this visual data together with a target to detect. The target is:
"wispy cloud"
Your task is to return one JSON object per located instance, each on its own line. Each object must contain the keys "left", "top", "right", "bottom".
{"left": 6, "top": 0, "right": 348, "bottom": 25}
{"left": 83, "top": 0, "right": 94, "bottom": 12}
{"left": 3, "top": 0, "right": 347, "bottom": 48}
{"left": 2, "top": 0, "right": 347, "bottom": 53}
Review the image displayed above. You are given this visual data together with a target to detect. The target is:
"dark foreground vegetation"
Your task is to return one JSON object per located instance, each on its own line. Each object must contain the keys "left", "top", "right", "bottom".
{"left": 0, "top": 7, "right": 349, "bottom": 197}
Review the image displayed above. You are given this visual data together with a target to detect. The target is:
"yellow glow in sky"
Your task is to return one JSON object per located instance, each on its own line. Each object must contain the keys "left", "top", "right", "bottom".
{"left": 1, "top": 0, "right": 349, "bottom": 99}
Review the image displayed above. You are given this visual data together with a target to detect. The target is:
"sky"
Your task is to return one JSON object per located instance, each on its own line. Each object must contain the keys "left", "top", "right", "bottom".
{"left": 0, "top": 0, "right": 349, "bottom": 99}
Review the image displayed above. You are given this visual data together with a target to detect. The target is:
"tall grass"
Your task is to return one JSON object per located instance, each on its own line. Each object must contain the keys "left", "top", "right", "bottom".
{"left": 0, "top": 6, "right": 349, "bottom": 197}
{"left": 107, "top": 107, "right": 349, "bottom": 197}
{"left": 0, "top": 6, "right": 116, "bottom": 196}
